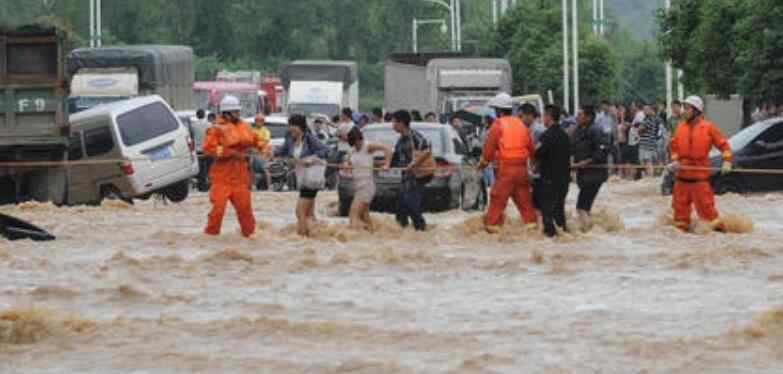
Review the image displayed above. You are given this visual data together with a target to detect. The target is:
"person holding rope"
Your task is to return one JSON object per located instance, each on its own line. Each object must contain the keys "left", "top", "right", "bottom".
{"left": 203, "top": 96, "right": 269, "bottom": 238}
{"left": 668, "top": 96, "right": 732, "bottom": 233}
{"left": 345, "top": 127, "right": 392, "bottom": 231}
{"left": 478, "top": 93, "right": 538, "bottom": 234}
{"left": 571, "top": 105, "right": 611, "bottom": 232}
{"left": 390, "top": 110, "right": 432, "bottom": 232}
{"left": 534, "top": 104, "right": 572, "bottom": 238}
{"left": 274, "top": 114, "right": 329, "bottom": 237}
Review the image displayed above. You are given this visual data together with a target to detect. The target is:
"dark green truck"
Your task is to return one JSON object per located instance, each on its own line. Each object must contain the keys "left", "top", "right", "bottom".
{"left": 0, "top": 25, "right": 69, "bottom": 205}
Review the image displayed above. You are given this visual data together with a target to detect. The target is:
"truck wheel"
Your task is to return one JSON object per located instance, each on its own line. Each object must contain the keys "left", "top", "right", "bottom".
{"left": 163, "top": 180, "right": 190, "bottom": 203}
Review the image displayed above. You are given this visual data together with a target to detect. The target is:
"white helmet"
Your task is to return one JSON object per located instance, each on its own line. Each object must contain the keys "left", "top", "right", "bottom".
{"left": 219, "top": 95, "right": 242, "bottom": 113}
{"left": 684, "top": 96, "right": 704, "bottom": 113}
{"left": 488, "top": 93, "right": 513, "bottom": 110}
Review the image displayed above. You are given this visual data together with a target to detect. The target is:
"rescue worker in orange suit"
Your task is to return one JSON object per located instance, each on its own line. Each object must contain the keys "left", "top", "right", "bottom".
{"left": 667, "top": 96, "right": 733, "bottom": 232}
{"left": 203, "top": 96, "right": 268, "bottom": 237}
{"left": 478, "top": 93, "right": 538, "bottom": 233}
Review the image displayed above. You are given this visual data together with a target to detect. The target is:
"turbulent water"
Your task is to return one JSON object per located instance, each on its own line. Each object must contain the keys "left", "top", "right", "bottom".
{"left": 1, "top": 178, "right": 782, "bottom": 373}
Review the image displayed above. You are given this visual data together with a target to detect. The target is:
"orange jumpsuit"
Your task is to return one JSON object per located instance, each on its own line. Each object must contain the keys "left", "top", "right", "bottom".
{"left": 670, "top": 117, "right": 732, "bottom": 230}
{"left": 203, "top": 117, "right": 267, "bottom": 237}
{"left": 482, "top": 115, "right": 538, "bottom": 228}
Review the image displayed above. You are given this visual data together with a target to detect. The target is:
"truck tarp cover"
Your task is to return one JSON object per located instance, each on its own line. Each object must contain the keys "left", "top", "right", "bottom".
{"left": 427, "top": 58, "right": 512, "bottom": 90}
{"left": 280, "top": 61, "right": 357, "bottom": 88}
{"left": 66, "top": 46, "right": 193, "bottom": 90}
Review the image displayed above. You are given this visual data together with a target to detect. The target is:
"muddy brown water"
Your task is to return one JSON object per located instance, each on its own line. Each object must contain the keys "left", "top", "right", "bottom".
{"left": 1, "top": 179, "right": 782, "bottom": 373}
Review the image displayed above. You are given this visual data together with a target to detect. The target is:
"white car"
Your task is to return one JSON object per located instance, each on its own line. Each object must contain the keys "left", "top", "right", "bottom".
{"left": 67, "top": 96, "right": 199, "bottom": 204}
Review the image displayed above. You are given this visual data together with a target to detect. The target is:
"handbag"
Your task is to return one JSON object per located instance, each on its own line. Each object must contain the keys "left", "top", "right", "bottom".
{"left": 296, "top": 160, "right": 326, "bottom": 191}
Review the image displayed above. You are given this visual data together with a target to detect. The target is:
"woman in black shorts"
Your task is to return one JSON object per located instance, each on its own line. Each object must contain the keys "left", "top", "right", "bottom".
{"left": 274, "top": 114, "right": 329, "bottom": 236}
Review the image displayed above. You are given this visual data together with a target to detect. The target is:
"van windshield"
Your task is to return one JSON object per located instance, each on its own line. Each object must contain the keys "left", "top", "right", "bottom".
{"left": 116, "top": 102, "right": 181, "bottom": 146}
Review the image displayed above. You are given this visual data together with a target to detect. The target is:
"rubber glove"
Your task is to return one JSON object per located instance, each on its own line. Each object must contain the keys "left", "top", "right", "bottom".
{"left": 720, "top": 161, "right": 732, "bottom": 175}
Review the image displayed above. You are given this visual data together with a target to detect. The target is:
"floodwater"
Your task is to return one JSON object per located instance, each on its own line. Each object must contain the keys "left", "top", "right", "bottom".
{"left": 1, "top": 178, "right": 782, "bottom": 373}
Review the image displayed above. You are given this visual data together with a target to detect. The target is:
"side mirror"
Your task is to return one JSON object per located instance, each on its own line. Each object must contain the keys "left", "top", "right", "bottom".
{"left": 754, "top": 140, "right": 768, "bottom": 150}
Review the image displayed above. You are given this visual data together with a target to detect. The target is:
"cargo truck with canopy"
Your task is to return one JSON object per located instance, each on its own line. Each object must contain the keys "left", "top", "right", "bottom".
{"left": 66, "top": 45, "right": 195, "bottom": 114}
{"left": 280, "top": 60, "right": 359, "bottom": 118}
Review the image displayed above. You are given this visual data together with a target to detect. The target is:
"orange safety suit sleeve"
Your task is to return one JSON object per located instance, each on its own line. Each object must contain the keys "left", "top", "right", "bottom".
{"left": 709, "top": 123, "right": 732, "bottom": 161}
{"left": 481, "top": 123, "right": 502, "bottom": 163}
{"left": 670, "top": 122, "right": 682, "bottom": 162}
{"left": 204, "top": 128, "right": 241, "bottom": 159}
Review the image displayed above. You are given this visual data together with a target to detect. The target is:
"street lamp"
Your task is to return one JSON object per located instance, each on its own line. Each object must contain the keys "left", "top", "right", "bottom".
{"left": 413, "top": 18, "right": 449, "bottom": 53}
{"left": 419, "top": 0, "right": 461, "bottom": 51}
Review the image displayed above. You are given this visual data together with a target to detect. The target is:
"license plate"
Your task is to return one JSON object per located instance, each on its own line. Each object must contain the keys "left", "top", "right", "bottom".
{"left": 147, "top": 147, "right": 172, "bottom": 161}
{"left": 377, "top": 169, "right": 401, "bottom": 178}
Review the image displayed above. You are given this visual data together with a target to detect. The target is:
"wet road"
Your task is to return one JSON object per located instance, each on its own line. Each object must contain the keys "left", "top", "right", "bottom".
{"left": 1, "top": 178, "right": 782, "bottom": 373}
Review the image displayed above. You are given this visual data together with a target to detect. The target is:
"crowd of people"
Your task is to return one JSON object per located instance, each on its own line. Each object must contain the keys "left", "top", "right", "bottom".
{"left": 198, "top": 92, "right": 735, "bottom": 239}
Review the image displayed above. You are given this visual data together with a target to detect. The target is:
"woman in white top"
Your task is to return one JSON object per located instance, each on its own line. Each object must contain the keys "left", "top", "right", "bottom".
{"left": 346, "top": 127, "right": 391, "bottom": 231}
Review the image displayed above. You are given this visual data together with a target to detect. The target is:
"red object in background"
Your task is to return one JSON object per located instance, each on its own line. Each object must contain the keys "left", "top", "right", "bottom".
{"left": 261, "top": 75, "right": 282, "bottom": 113}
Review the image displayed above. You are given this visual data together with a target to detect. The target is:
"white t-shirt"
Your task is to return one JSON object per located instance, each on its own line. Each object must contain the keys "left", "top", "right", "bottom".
{"left": 337, "top": 121, "right": 355, "bottom": 152}
{"left": 293, "top": 143, "right": 304, "bottom": 160}
{"left": 191, "top": 118, "right": 210, "bottom": 152}
{"left": 632, "top": 111, "right": 646, "bottom": 125}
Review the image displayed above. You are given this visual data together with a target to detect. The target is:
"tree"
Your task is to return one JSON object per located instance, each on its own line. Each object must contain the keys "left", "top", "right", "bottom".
{"left": 494, "top": 2, "right": 618, "bottom": 105}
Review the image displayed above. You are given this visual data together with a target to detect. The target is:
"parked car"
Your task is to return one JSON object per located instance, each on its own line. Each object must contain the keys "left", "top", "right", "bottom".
{"left": 661, "top": 117, "right": 783, "bottom": 195}
{"left": 338, "top": 122, "right": 484, "bottom": 216}
{"left": 67, "top": 95, "right": 199, "bottom": 205}
{"left": 264, "top": 113, "right": 290, "bottom": 148}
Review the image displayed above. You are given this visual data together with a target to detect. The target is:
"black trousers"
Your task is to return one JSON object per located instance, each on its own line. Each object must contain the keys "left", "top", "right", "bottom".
{"left": 537, "top": 179, "right": 569, "bottom": 236}
{"left": 576, "top": 182, "right": 604, "bottom": 213}
{"left": 396, "top": 178, "right": 427, "bottom": 231}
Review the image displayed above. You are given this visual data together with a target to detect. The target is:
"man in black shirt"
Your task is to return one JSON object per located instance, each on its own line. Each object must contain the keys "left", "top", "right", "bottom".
{"left": 390, "top": 110, "right": 431, "bottom": 231}
{"left": 535, "top": 104, "right": 572, "bottom": 237}
{"left": 571, "top": 105, "right": 610, "bottom": 231}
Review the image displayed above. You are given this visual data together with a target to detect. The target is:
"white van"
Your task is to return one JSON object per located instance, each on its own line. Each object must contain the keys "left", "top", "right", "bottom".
{"left": 66, "top": 95, "right": 199, "bottom": 205}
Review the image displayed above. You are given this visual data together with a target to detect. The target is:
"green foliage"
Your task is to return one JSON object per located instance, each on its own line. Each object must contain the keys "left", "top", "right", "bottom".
{"left": 659, "top": 0, "right": 783, "bottom": 103}
{"left": 0, "top": 0, "right": 670, "bottom": 110}
{"left": 494, "top": 2, "right": 624, "bottom": 105}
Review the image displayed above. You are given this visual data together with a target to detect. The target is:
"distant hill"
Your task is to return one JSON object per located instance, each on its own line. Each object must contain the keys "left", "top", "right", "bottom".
{"left": 608, "top": 0, "right": 663, "bottom": 40}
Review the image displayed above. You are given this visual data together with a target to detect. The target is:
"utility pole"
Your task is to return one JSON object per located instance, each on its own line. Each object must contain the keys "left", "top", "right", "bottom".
{"left": 572, "top": 0, "right": 579, "bottom": 112}
{"left": 456, "top": 0, "right": 462, "bottom": 51}
{"left": 592, "top": 0, "right": 598, "bottom": 35}
{"left": 599, "top": 0, "right": 605, "bottom": 36}
{"left": 492, "top": 0, "right": 498, "bottom": 26}
{"left": 665, "top": 0, "right": 673, "bottom": 116}
{"left": 562, "top": 0, "right": 570, "bottom": 113}
{"left": 97, "top": 0, "right": 102, "bottom": 48}
{"left": 89, "top": 0, "right": 95, "bottom": 48}
{"left": 89, "top": 0, "right": 103, "bottom": 48}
